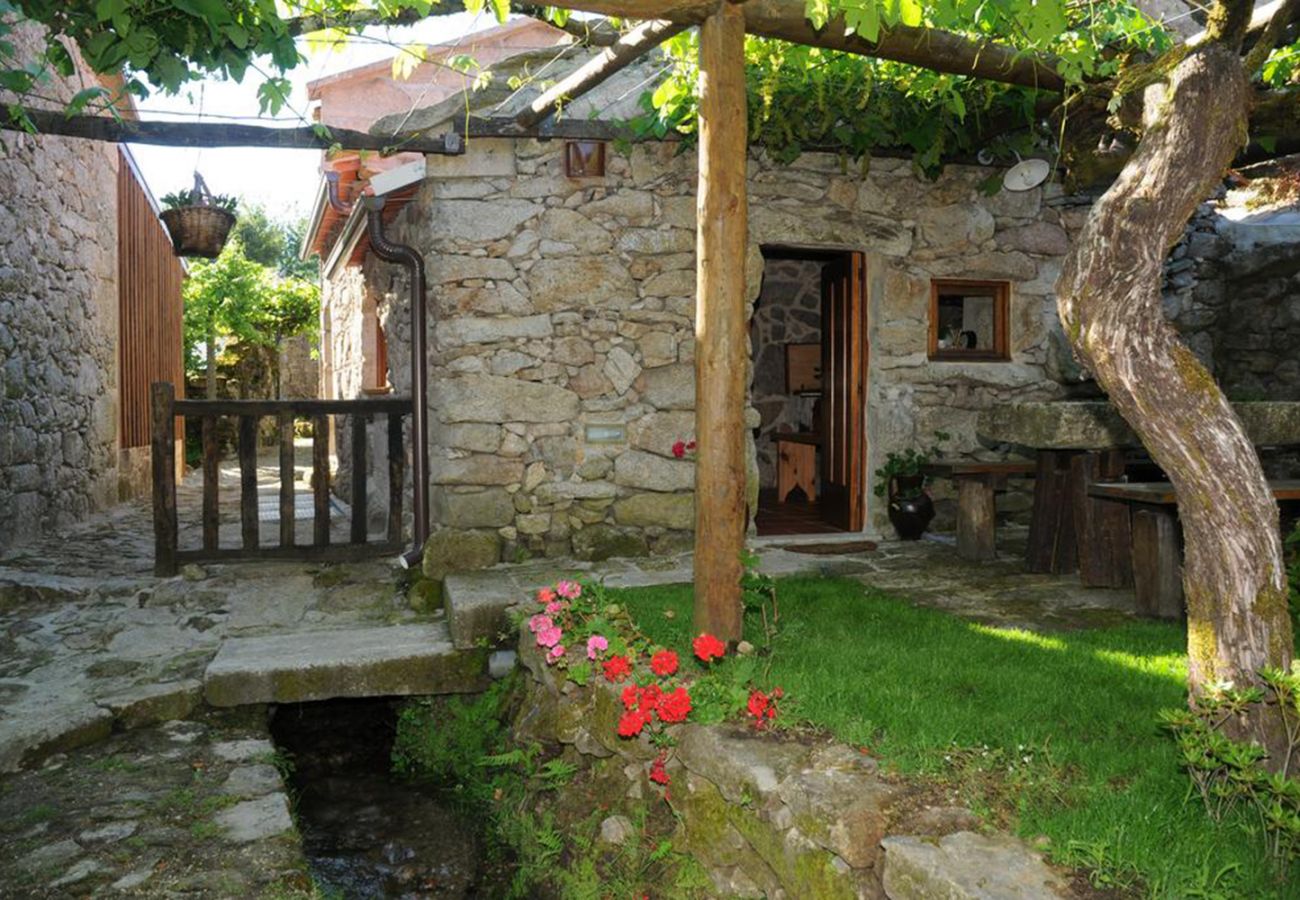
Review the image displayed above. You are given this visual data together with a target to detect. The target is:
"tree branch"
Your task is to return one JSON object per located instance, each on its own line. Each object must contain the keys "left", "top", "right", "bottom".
{"left": 514, "top": 19, "right": 685, "bottom": 130}
{"left": 740, "top": 0, "right": 1066, "bottom": 91}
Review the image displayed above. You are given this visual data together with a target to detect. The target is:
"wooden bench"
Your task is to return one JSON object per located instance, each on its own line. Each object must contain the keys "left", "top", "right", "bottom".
{"left": 1088, "top": 479, "right": 1300, "bottom": 619}
{"left": 923, "top": 461, "right": 1035, "bottom": 561}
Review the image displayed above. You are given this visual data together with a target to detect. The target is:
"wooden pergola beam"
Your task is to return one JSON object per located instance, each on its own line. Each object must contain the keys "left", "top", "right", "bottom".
{"left": 0, "top": 106, "right": 465, "bottom": 154}
{"left": 692, "top": 0, "right": 748, "bottom": 643}
{"left": 514, "top": 19, "right": 686, "bottom": 130}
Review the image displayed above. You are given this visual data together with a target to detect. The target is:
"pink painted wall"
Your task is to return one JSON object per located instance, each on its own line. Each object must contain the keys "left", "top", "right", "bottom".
{"left": 308, "top": 19, "right": 569, "bottom": 132}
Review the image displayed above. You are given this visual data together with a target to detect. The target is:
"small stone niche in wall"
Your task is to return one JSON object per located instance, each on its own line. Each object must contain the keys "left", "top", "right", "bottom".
{"left": 928, "top": 279, "right": 1010, "bottom": 362}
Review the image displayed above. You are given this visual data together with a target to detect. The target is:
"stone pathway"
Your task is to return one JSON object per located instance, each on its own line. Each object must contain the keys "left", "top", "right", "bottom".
{"left": 0, "top": 709, "right": 308, "bottom": 897}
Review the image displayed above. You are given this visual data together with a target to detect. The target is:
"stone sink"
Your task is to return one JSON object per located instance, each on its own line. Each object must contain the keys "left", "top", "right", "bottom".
{"left": 978, "top": 401, "right": 1300, "bottom": 450}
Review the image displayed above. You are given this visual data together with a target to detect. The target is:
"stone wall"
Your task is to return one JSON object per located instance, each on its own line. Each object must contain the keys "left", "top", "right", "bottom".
{"left": 322, "top": 138, "right": 1078, "bottom": 563}
{"left": 751, "top": 257, "right": 823, "bottom": 489}
{"left": 0, "top": 22, "right": 121, "bottom": 554}
{"left": 513, "top": 628, "right": 1070, "bottom": 899}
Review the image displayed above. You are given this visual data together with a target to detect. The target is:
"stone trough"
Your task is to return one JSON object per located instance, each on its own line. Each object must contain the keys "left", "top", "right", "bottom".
{"left": 978, "top": 400, "right": 1300, "bottom": 449}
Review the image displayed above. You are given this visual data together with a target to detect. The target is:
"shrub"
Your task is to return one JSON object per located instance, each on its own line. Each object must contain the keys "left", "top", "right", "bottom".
{"left": 1162, "top": 669, "right": 1300, "bottom": 873}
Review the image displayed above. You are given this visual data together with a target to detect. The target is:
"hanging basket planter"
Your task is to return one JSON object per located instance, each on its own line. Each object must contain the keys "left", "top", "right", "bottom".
{"left": 159, "top": 174, "right": 237, "bottom": 259}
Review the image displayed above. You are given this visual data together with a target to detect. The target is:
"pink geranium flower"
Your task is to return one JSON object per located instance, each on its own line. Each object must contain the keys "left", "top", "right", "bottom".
{"left": 545, "top": 601, "right": 565, "bottom": 615}
{"left": 556, "top": 580, "right": 581, "bottom": 600}
{"left": 547, "top": 644, "right": 566, "bottom": 664}
{"left": 587, "top": 635, "right": 608, "bottom": 660}
{"left": 528, "top": 614, "right": 553, "bottom": 634}
{"left": 536, "top": 625, "right": 563, "bottom": 648}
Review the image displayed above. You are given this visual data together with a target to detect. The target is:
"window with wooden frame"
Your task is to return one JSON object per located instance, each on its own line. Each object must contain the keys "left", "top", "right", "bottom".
{"left": 362, "top": 295, "right": 391, "bottom": 393}
{"left": 928, "top": 279, "right": 1010, "bottom": 361}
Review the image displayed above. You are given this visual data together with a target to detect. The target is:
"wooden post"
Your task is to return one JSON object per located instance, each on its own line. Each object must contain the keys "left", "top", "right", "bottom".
{"left": 201, "top": 415, "right": 219, "bottom": 551}
{"left": 279, "top": 410, "right": 295, "bottom": 547}
{"left": 1026, "top": 450, "right": 1079, "bottom": 574}
{"left": 388, "top": 412, "right": 405, "bottom": 544}
{"left": 1071, "top": 449, "right": 1134, "bottom": 588}
{"left": 350, "top": 414, "right": 369, "bottom": 544}
{"left": 151, "top": 382, "right": 178, "bottom": 577}
{"left": 313, "top": 413, "right": 330, "bottom": 546}
{"left": 1132, "top": 505, "right": 1184, "bottom": 619}
{"left": 238, "top": 415, "right": 259, "bottom": 550}
{"left": 956, "top": 475, "right": 997, "bottom": 562}
{"left": 693, "top": 1, "right": 748, "bottom": 643}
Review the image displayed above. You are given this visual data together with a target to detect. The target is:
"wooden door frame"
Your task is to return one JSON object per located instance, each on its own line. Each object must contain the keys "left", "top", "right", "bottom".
{"left": 753, "top": 245, "right": 870, "bottom": 534}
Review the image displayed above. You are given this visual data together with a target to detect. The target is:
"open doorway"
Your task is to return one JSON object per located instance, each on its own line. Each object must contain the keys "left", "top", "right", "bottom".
{"left": 752, "top": 247, "right": 868, "bottom": 536}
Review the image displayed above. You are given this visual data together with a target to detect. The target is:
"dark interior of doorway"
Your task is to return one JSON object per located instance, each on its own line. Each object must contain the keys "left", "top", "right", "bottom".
{"left": 752, "top": 245, "right": 861, "bottom": 537}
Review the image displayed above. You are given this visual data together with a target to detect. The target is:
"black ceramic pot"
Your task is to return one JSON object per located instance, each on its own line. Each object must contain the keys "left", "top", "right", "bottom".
{"left": 888, "top": 474, "right": 935, "bottom": 540}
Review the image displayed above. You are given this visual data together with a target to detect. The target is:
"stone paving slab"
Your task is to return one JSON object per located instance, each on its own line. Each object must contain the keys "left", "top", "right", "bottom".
{"left": 882, "top": 831, "right": 1072, "bottom": 899}
{"left": 0, "top": 710, "right": 309, "bottom": 898}
{"left": 203, "top": 623, "right": 488, "bottom": 706}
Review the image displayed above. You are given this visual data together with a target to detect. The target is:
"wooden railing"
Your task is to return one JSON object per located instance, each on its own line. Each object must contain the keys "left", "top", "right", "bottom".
{"left": 151, "top": 382, "right": 412, "bottom": 576}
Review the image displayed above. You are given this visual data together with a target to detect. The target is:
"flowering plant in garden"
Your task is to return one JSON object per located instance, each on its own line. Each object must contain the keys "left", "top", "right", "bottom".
{"left": 671, "top": 438, "right": 697, "bottom": 459}
{"left": 520, "top": 575, "right": 785, "bottom": 791}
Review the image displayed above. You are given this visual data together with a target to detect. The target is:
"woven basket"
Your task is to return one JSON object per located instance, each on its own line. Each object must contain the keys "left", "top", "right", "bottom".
{"left": 160, "top": 205, "right": 236, "bottom": 259}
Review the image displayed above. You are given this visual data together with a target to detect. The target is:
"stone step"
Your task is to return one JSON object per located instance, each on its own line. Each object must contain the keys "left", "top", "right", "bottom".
{"left": 203, "top": 623, "right": 488, "bottom": 706}
{"left": 443, "top": 573, "right": 524, "bottom": 650}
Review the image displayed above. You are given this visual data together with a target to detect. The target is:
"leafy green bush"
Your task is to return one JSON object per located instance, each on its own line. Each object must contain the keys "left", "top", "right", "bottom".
{"left": 1162, "top": 669, "right": 1300, "bottom": 873}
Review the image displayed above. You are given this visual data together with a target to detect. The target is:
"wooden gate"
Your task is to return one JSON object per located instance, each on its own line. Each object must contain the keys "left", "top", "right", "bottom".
{"left": 150, "top": 382, "right": 411, "bottom": 576}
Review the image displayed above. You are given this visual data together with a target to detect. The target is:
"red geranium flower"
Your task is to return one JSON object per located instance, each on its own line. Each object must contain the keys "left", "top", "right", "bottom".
{"left": 693, "top": 633, "right": 726, "bottom": 663}
{"left": 603, "top": 655, "right": 632, "bottom": 683}
{"left": 617, "top": 709, "right": 651, "bottom": 738}
{"left": 671, "top": 440, "right": 687, "bottom": 459}
{"left": 649, "top": 753, "right": 670, "bottom": 786}
{"left": 747, "top": 688, "right": 781, "bottom": 729}
{"left": 639, "top": 683, "right": 663, "bottom": 712}
{"left": 657, "top": 686, "right": 692, "bottom": 723}
{"left": 650, "top": 649, "right": 679, "bottom": 677}
{"left": 621, "top": 685, "right": 640, "bottom": 710}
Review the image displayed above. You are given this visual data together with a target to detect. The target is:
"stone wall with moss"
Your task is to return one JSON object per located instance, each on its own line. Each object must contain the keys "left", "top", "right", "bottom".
{"left": 0, "top": 22, "right": 121, "bottom": 554}
{"left": 510, "top": 627, "right": 1069, "bottom": 898}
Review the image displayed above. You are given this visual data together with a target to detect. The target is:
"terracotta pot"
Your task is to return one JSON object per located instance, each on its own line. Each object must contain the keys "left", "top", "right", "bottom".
{"left": 888, "top": 474, "right": 934, "bottom": 540}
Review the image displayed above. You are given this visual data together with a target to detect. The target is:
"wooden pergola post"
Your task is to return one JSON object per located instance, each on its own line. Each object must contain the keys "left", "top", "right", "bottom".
{"left": 693, "top": 0, "right": 748, "bottom": 642}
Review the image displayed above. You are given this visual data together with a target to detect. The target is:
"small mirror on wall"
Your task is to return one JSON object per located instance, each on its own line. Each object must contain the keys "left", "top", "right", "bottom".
{"left": 785, "top": 343, "right": 821, "bottom": 393}
{"left": 929, "top": 279, "right": 1010, "bottom": 361}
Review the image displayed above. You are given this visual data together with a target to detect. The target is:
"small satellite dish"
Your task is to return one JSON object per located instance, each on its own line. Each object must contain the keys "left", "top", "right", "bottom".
{"left": 1003, "top": 157, "right": 1051, "bottom": 192}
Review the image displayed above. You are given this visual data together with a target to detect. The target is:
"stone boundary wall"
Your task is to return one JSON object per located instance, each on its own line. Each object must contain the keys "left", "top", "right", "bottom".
{"left": 513, "top": 630, "right": 1072, "bottom": 898}
{"left": 323, "top": 138, "right": 1077, "bottom": 564}
{"left": 0, "top": 22, "right": 121, "bottom": 554}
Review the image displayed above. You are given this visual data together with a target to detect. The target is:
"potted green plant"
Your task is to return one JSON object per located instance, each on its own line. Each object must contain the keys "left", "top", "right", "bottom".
{"left": 873, "top": 431, "right": 948, "bottom": 540}
{"left": 159, "top": 174, "right": 237, "bottom": 259}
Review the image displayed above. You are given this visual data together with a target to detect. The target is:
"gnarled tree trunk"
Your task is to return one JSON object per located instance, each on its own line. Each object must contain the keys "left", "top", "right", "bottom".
{"left": 1056, "top": 41, "right": 1293, "bottom": 750}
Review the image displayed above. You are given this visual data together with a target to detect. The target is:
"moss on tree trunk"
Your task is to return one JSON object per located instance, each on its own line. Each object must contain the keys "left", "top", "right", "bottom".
{"left": 1056, "top": 43, "right": 1293, "bottom": 757}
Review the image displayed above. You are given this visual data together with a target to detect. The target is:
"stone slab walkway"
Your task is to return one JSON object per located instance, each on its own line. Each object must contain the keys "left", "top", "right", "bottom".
{"left": 0, "top": 709, "right": 308, "bottom": 897}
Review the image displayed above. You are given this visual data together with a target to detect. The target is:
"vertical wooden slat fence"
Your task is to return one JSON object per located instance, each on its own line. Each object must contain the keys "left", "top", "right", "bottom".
{"left": 119, "top": 151, "right": 185, "bottom": 451}
{"left": 150, "top": 383, "right": 412, "bottom": 575}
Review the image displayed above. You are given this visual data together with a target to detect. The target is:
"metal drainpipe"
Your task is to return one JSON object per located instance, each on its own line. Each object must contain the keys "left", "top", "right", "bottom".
{"left": 362, "top": 195, "right": 431, "bottom": 568}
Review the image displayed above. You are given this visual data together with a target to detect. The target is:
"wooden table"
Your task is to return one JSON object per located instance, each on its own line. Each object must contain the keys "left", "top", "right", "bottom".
{"left": 772, "top": 433, "right": 820, "bottom": 503}
{"left": 923, "top": 461, "right": 1035, "bottom": 561}
{"left": 1088, "top": 479, "right": 1300, "bottom": 618}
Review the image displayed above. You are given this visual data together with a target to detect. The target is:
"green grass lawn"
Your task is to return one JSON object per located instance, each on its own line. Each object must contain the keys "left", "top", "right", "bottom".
{"left": 615, "top": 576, "right": 1286, "bottom": 899}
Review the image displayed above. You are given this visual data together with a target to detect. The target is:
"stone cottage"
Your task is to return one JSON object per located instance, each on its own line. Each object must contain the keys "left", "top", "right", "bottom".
{"left": 0, "top": 20, "right": 186, "bottom": 554}
{"left": 304, "top": 27, "right": 1300, "bottom": 570}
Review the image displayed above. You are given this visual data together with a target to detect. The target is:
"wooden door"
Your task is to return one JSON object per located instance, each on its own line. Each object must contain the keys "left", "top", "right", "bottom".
{"left": 819, "top": 252, "right": 868, "bottom": 531}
